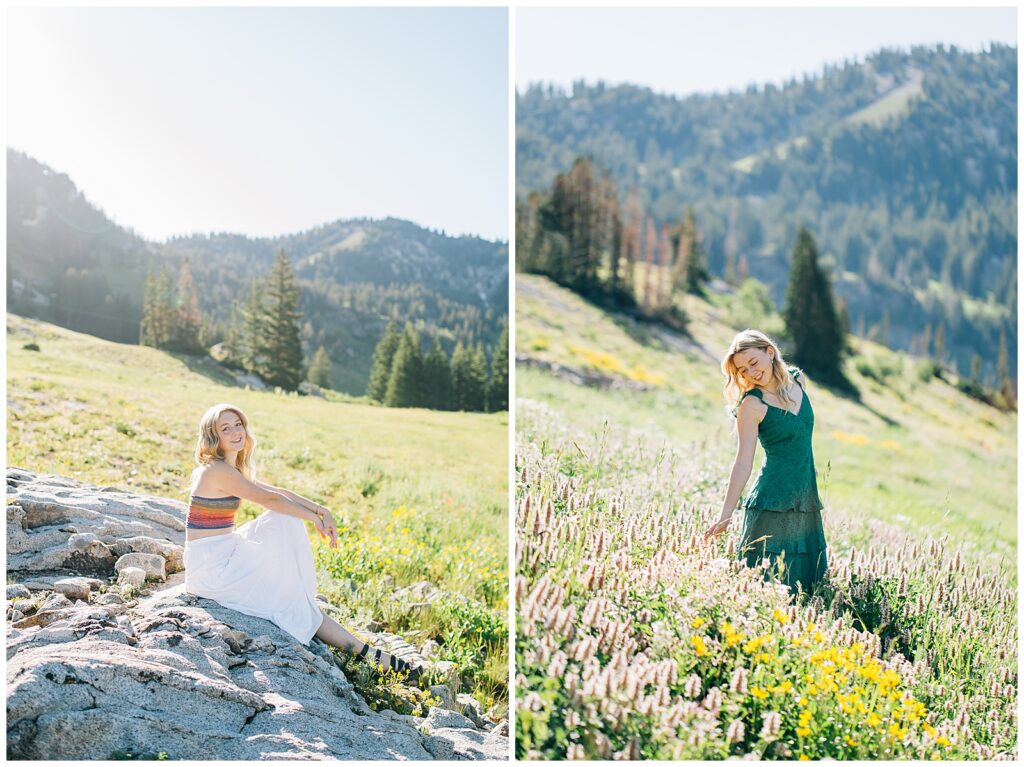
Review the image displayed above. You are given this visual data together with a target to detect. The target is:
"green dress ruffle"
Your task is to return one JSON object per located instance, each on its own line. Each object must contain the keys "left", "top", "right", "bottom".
{"left": 737, "top": 367, "right": 828, "bottom": 595}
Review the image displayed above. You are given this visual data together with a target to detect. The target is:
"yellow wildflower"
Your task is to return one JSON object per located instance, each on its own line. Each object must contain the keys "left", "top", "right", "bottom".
{"left": 691, "top": 635, "right": 709, "bottom": 657}
{"left": 844, "top": 735, "right": 859, "bottom": 747}
{"left": 773, "top": 608, "right": 790, "bottom": 624}
{"left": 799, "top": 755, "right": 810, "bottom": 761}
{"left": 866, "top": 713, "right": 882, "bottom": 728}
{"left": 888, "top": 724, "right": 909, "bottom": 740}
{"left": 796, "top": 727, "right": 812, "bottom": 737}
{"left": 775, "top": 681, "right": 794, "bottom": 694}
{"left": 936, "top": 736, "right": 950, "bottom": 747}
{"left": 691, "top": 616, "right": 706, "bottom": 629}
{"left": 750, "top": 686, "right": 770, "bottom": 701}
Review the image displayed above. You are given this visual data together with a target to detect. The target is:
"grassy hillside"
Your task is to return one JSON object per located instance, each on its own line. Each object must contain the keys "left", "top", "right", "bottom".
{"left": 6, "top": 314, "right": 509, "bottom": 708}
{"left": 514, "top": 274, "right": 1016, "bottom": 759}
{"left": 516, "top": 274, "right": 1015, "bottom": 556}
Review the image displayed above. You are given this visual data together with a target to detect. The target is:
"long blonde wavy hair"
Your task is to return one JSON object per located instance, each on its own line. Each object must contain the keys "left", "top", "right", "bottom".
{"left": 722, "top": 329, "right": 800, "bottom": 418}
{"left": 190, "top": 403, "right": 258, "bottom": 488}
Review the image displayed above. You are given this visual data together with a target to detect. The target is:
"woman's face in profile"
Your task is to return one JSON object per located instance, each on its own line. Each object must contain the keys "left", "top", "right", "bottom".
{"left": 733, "top": 347, "right": 773, "bottom": 389}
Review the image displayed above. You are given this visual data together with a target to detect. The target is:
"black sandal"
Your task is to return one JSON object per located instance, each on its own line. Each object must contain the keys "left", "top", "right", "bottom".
{"left": 357, "top": 641, "right": 422, "bottom": 683}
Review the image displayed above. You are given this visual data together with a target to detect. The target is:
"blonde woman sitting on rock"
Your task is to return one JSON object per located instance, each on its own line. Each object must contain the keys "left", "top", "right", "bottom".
{"left": 183, "top": 402, "right": 420, "bottom": 681}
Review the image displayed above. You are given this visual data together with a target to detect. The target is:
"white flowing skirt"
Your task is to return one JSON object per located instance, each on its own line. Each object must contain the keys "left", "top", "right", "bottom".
{"left": 183, "top": 511, "right": 323, "bottom": 645}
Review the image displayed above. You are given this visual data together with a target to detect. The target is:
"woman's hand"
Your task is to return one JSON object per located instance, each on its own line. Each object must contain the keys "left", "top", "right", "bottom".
{"left": 703, "top": 514, "right": 733, "bottom": 543}
{"left": 313, "top": 508, "right": 338, "bottom": 549}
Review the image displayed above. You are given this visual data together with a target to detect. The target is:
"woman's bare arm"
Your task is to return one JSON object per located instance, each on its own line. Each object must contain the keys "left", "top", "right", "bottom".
{"left": 252, "top": 479, "right": 328, "bottom": 518}
{"left": 208, "top": 463, "right": 320, "bottom": 523}
{"left": 705, "top": 398, "right": 760, "bottom": 540}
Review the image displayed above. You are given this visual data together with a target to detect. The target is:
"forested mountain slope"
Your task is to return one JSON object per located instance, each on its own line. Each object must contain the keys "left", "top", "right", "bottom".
{"left": 516, "top": 45, "right": 1016, "bottom": 384}
{"left": 7, "top": 149, "right": 508, "bottom": 394}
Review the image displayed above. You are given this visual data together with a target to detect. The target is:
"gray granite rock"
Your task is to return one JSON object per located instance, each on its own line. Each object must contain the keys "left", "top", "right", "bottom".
{"left": 54, "top": 577, "right": 102, "bottom": 601}
{"left": 117, "top": 567, "right": 147, "bottom": 589}
{"left": 7, "top": 584, "right": 31, "bottom": 600}
{"left": 7, "top": 585, "right": 509, "bottom": 760}
{"left": 8, "top": 470, "right": 183, "bottom": 579}
{"left": 5, "top": 470, "right": 509, "bottom": 760}
{"left": 114, "top": 552, "right": 166, "bottom": 581}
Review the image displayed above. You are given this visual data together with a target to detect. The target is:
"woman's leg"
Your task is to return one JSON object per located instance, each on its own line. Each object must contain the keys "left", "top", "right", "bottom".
{"left": 314, "top": 611, "right": 420, "bottom": 678}
{"left": 314, "top": 611, "right": 369, "bottom": 652}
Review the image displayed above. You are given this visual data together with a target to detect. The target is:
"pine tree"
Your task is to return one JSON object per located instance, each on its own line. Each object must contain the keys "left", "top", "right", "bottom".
{"left": 998, "top": 326, "right": 1016, "bottom": 409}
{"left": 620, "top": 188, "right": 643, "bottom": 302}
{"left": 368, "top": 322, "right": 401, "bottom": 401}
{"left": 222, "top": 304, "right": 245, "bottom": 368}
{"left": 934, "top": 322, "right": 946, "bottom": 367}
{"left": 385, "top": 324, "right": 423, "bottom": 408}
{"left": 488, "top": 323, "right": 509, "bottom": 411}
{"left": 782, "top": 227, "right": 845, "bottom": 381}
{"left": 140, "top": 267, "right": 176, "bottom": 349}
{"left": 241, "top": 278, "right": 268, "bottom": 377}
{"left": 423, "top": 336, "right": 452, "bottom": 410}
{"left": 836, "top": 296, "right": 852, "bottom": 349}
{"left": 261, "top": 249, "right": 304, "bottom": 391}
{"left": 671, "top": 207, "right": 709, "bottom": 295}
{"left": 450, "top": 341, "right": 474, "bottom": 411}
{"left": 140, "top": 269, "right": 157, "bottom": 347}
{"left": 642, "top": 217, "right": 657, "bottom": 315}
{"left": 308, "top": 345, "right": 333, "bottom": 389}
{"left": 467, "top": 343, "right": 490, "bottom": 411}
{"left": 173, "top": 256, "right": 202, "bottom": 353}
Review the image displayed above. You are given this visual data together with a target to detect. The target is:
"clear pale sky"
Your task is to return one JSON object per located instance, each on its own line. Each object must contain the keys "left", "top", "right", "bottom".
{"left": 517, "top": 6, "right": 1017, "bottom": 97}
{"left": 7, "top": 6, "right": 509, "bottom": 242}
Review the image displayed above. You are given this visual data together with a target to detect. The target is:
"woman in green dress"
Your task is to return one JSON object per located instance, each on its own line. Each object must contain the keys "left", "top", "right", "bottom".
{"left": 704, "top": 329, "right": 828, "bottom": 595}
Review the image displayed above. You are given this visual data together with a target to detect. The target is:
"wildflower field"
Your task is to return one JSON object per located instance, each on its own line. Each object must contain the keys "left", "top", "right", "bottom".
{"left": 515, "top": 275, "right": 1016, "bottom": 760}
{"left": 7, "top": 315, "right": 509, "bottom": 711}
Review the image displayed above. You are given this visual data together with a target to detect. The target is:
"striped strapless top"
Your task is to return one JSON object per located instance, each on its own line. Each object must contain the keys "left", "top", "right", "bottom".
{"left": 187, "top": 494, "right": 241, "bottom": 530}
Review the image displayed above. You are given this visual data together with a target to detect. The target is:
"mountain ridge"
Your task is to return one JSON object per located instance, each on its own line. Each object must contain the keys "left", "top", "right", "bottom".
{"left": 7, "top": 148, "right": 508, "bottom": 395}
{"left": 516, "top": 44, "right": 1016, "bottom": 385}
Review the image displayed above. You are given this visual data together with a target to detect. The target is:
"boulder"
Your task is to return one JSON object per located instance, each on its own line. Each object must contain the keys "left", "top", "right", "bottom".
{"left": 7, "top": 470, "right": 184, "bottom": 580}
{"left": 298, "top": 382, "right": 326, "bottom": 398}
{"left": 53, "top": 577, "right": 103, "bottom": 601}
{"left": 114, "top": 553, "right": 166, "bottom": 582}
{"left": 109, "top": 536, "right": 184, "bottom": 573}
{"left": 421, "top": 707, "right": 508, "bottom": 760}
{"left": 7, "top": 584, "right": 31, "bottom": 600}
{"left": 117, "top": 567, "right": 147, "bottom": 590}
{"left": 457, "top": 693, "right": 491, "bottom": 729}
{"left": 429, "top": 684, "right": 457, "bottom": 710}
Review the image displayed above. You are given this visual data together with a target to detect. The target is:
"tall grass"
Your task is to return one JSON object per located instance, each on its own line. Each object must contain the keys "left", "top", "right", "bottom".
{"left": 515, "top": 399, "right": 1016, "bottom": 760}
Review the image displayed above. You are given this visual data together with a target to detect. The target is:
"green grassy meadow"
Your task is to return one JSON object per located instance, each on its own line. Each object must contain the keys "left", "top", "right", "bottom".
{"left": 515, "top": 274, "right": 1016, "bottom": 760}
{"left": 516, "top": 274, "right": 1016, "bottom": 559}
{"left": 7, "top": 314, "right": 509, "bottom": 709}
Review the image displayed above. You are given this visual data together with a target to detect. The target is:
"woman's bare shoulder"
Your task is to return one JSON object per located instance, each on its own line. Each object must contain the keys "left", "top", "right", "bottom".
{"left": 190, "top": 461, "right": 236, "bottom": 495}
{"left": 737, "top": 393, "right": 767, "bottom": 423}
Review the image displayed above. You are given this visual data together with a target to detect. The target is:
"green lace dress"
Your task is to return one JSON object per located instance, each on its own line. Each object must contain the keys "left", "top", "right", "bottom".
{"left": 737, "top": 367, "right": 827, "bottom": 595}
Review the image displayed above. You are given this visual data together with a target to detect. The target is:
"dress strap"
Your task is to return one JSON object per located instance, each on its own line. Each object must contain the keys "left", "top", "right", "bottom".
{"left": 740, "top": 388, "right": 764, "bottom": 403}
{"left": 788, "top": 366, "right": 805, "bottom": 390}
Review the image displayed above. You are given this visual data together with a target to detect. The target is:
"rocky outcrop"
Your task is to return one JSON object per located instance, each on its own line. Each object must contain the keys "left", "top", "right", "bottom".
{"left": 6, "top": 470, "right": 508, "bottom": 760}
{"left": 7, "top": 468, "right": 185, "bottom": 578}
